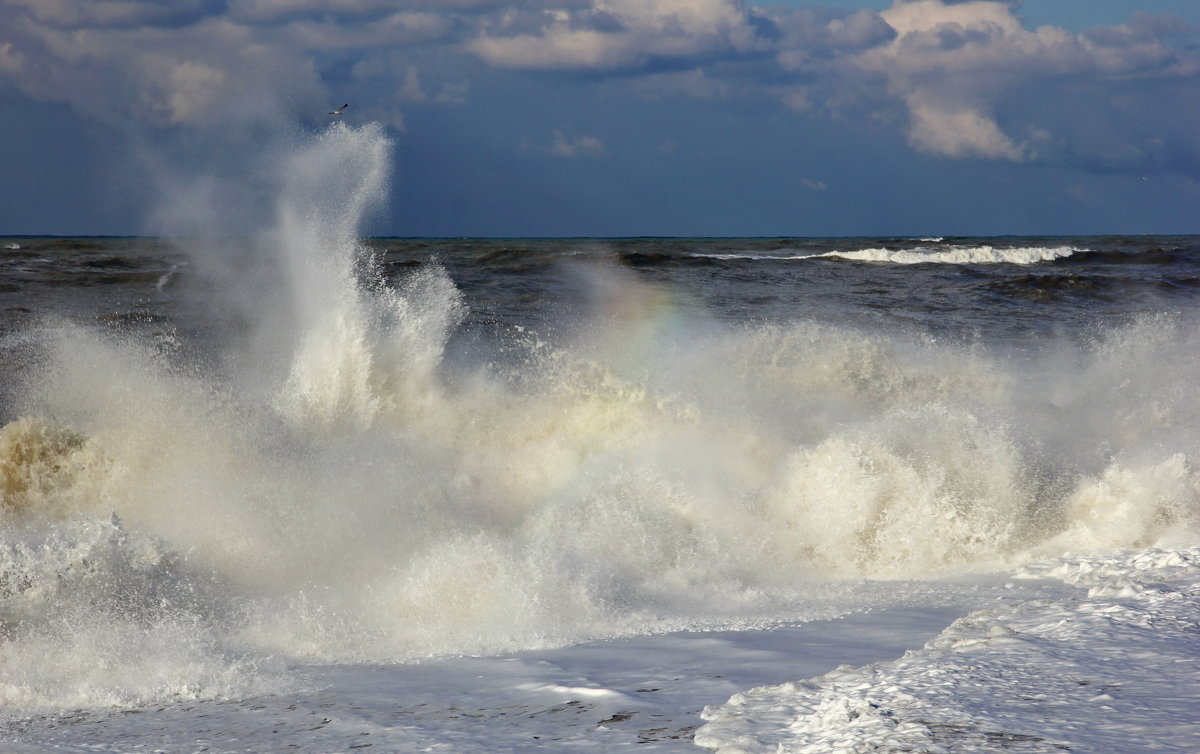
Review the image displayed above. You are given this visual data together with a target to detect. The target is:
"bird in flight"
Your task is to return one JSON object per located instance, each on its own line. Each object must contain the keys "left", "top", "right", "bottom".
{"left": 329, "top": 104, "right": 348, "bottom": 115}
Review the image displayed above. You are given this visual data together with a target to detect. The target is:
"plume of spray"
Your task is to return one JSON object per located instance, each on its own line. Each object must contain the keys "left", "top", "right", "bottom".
{"left": 271, "top": 121, "right": 408, "bottom": 428}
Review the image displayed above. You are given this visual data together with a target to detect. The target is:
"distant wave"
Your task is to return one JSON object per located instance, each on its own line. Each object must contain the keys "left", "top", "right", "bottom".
{"left": 684, "top": 245, "right": 1081, "bottom": 265}
{"left": 4, "top": 243, "right": 20, "bottom": 250}
{"left": 818, "top": 245, "right": 1080, "bottom": 265}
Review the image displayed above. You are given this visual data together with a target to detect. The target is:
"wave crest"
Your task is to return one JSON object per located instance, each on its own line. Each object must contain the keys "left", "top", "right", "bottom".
{"left": 818, "top": 245, "right": 1080, "bottom": 264}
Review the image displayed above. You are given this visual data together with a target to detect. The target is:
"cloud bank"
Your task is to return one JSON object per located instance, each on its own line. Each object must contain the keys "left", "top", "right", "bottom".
{"left": 1, "top": 0, "right": 1197, "bottom": 175}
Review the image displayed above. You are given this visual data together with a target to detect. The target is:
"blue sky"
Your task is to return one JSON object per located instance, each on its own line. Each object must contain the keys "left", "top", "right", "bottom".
{"left": 1, "top": 0, "right": 1198, "bottom": 237}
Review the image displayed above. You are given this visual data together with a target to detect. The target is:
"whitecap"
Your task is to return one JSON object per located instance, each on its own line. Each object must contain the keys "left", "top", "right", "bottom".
{"left": 818, "top": 245, "right": 1079, "bottom": 265}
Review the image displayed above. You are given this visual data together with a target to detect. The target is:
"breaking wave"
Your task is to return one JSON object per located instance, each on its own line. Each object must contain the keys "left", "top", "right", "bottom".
{"left": 817, "top": 245, "right": 1080, "bottom": 265}
{"left": 1, "top": 123, "right": 1197, "bottom": 717}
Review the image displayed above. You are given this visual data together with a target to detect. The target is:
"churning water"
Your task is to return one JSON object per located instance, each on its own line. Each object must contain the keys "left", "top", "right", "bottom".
{"left": 1, "top": 123, "right": 1198, "bottom": 719}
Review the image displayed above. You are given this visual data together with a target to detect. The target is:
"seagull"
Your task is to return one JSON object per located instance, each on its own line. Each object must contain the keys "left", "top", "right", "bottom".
{"left": 329, "top": 104, "right": 348, "bottom": 115}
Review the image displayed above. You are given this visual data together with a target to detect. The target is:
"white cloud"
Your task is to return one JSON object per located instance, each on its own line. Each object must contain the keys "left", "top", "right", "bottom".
{"left": 844, "top": 0, "right": 1186, "bottom": 162}
{"left": 145, "top": 57, "right": 230, "bottom": 125}
{"left": 598, "top": 0, "right": 750, "bottom": 39}
{"left": 468, "top": 0, "right": 770, "bottom": 70}
{"left": 851, "top": 1, "right": 1032, "bottom": 160}
{"left": 904, "top": 92, "right": 1024, "bottom": 160}
{"left": 470, "top": 27, "right": 631, "bottom": 69}
{"left": 0, "top": 13, "right": 326, "bottom": 126}
{"left": 881, "top": 0, "right": 1018, "bottom": 37}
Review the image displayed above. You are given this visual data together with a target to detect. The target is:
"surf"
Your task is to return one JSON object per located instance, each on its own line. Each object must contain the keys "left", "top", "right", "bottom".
{"left": 1, "top": 124, "right": 1197, "bottom": 718}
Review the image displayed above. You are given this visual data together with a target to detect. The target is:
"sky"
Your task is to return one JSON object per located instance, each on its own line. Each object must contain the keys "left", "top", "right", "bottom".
{"left": 1, "top": 0, "right": 1198, "bottom": 237}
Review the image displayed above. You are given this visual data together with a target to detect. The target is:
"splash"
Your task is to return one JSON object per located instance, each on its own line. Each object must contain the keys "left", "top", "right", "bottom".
{"left": 0, "top": 418, "right": 91, "bottom": 520}
{"left": 267, "top": 123, "right": 466, "bottom": 430}
{"left": 1, "top": 124, "right": 1198, "bottom": 715}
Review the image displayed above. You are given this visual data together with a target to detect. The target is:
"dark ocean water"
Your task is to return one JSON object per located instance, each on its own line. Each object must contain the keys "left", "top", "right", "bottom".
{"left": 2, "top": 234, "right": 1196, "bottom": 421}
{"left": 3, "top": 234, "right": 1197, "bottom": 338}
{"left": 2, "top": 234, "right": 1195, "bottom": 427}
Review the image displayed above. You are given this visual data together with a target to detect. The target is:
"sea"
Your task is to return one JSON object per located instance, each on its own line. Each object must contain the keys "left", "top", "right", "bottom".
{"left": 1, "top": 124, "right": 1198, "bottom": 752}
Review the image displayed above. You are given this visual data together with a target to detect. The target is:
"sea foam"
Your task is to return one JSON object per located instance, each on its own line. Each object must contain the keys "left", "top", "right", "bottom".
{"left": 696, "top": 547, "right": 1200, "bottom": 752}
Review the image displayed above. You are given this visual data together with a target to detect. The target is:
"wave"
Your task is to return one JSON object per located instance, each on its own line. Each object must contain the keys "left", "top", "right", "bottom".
{"left": 817, "top": 245, "right": 1081, "bottom": 265}
{"left": 1, "top": 124, "right": 1197, "bottom": 717}
{"left": 682, "top": 245, "right": 1082, "bottom": 265}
